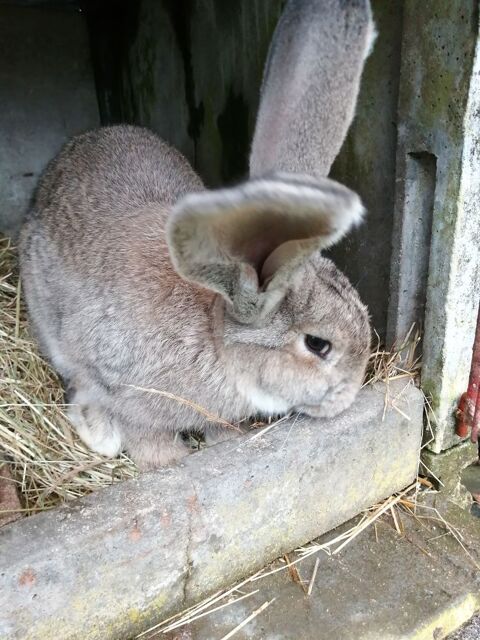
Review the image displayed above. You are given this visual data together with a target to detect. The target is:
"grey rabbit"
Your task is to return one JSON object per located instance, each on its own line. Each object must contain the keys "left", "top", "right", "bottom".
{"left": 19, "top": 0, "right": 375, "bottom": 469}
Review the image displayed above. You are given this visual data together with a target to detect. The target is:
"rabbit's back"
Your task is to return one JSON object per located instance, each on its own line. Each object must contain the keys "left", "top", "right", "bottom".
{"left": 16, "top": 0, "right": 375, "bottom": 470}
{"left": 20, "top": 124, "right": 205, "bottom": 316}
{"left": 19, "top": 125, "right": 207, "bottom": 382}
{"left": 33, "top": 125, "right": 203, "bottom": 228}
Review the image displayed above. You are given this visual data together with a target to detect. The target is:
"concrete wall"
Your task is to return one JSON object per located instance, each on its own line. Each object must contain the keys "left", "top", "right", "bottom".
{"left": 86, "top": 0, "right": 283, "bottom": 186}
{"left": 0, "top": 4, "right": 99, "bottom": 237}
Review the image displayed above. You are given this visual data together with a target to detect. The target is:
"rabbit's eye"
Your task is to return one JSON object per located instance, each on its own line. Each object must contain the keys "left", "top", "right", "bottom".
{"left": 305, "top": 335, "right": 332, "bottom": 358}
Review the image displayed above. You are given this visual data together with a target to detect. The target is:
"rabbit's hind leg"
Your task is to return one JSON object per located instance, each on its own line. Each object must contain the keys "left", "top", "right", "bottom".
{"left": 124, "top": 431, "right": 190, "bottom": 470}
{"left": 67, "top": 401, "right": 123, "bottom": 458}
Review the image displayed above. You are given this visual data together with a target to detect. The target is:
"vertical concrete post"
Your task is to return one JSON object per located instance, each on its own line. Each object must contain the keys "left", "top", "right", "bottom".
{"left": 388, "top": 1, "right": 480, "bottom": 452}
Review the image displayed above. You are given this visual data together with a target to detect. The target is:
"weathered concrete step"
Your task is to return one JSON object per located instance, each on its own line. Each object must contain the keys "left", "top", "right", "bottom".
{"left": 0, "top": 381, "right": 423, "bottom": 640}
{"left": 186, "top": 497, "right": 480, "bottom": 640}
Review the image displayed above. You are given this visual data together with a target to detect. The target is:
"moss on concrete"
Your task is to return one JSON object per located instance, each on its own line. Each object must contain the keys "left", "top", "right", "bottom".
{"left": 422, "top": 442, "right": 479, "bottom": 507}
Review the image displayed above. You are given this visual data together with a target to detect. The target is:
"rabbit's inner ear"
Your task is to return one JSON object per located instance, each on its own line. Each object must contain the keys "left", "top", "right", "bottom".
{"left": 235, "top": 236, "right": 279, "bottom": 273}
{"left": 232, "top": 223, "right": 325, "bottom": 276}
{"left": 260, "top": 239, "right": 308, "bottom": 284}
{"left": 167, "top": 174, "right": 364, "bottom": 323}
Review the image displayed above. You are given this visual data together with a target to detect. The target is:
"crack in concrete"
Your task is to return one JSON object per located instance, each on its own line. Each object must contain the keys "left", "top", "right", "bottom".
{"left": 181, "top": 477, "right": 199, "bottom": 606}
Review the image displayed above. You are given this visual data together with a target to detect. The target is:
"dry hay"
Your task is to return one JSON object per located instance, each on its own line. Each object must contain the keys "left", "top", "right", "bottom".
{"left": 0, "top": 235, "right": 421, "bottom": 517}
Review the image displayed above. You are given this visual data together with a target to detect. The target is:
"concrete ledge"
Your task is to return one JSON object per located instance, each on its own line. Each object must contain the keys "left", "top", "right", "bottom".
{"left": 0, "top": 381, "right": 423, "bottom": 640}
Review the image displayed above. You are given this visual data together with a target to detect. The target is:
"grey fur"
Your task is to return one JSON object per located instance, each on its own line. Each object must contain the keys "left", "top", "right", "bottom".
{"left": 250, "top": 0, "right": 376, "bottom": 178}
{"left": 19, "top": 0, "right": 375, "bottom": 469}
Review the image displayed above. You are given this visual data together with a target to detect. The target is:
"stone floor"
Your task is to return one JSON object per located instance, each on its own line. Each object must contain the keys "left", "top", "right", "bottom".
{"left": 449, "top": 615, "right": 480, "bottom": 639}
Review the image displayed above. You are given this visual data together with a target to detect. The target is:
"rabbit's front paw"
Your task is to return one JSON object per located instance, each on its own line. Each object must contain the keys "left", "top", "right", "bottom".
{"left": 67, "top": 403, "right": 122, "bottom": 458}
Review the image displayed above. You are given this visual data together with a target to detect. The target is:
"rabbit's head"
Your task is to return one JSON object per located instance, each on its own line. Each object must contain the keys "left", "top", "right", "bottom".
{"left": 225, "top": 266, "right": 370, "bottom": 419}
{"left": 168, "top": 173, "right": 370, "bottom": 418}
{"left": 222, "top": 253, "right": 371, "bottom": 419}
{"left": 169, "top": 0, "right": 375, "bottom": 418}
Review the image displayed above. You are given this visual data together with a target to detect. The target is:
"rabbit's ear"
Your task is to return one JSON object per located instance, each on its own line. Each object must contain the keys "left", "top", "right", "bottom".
{"left": 250, "top": 0, "right": 376, "bottom": 179}
{"left": 167, "top": 173, "right": 364, "bottom": 323}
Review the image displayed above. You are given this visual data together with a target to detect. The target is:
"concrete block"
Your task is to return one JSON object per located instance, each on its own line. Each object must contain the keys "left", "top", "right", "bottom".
{"left": 387, "top": 2, "right": 480, "bottom": 452}
{"left": 0, "top": 5, "right": 99, "bottom": 237}
{"left": 0, "top": 381, "right": 423, "bottom": 640}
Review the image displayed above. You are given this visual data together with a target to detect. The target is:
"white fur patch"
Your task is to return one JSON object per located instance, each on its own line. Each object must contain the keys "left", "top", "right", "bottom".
{"left": 68, "top": 405, "right": 122, "bottom": 458}
{"left": 242, "top": 385, "right": 290, "bottom": 416}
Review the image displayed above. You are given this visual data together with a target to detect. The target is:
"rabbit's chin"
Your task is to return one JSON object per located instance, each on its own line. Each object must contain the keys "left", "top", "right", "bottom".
{"left": 242, "top": 384, "right": 291, "bottom": 416}
{"left": 297, "top": 386, "right": 362, "bottom": 420}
